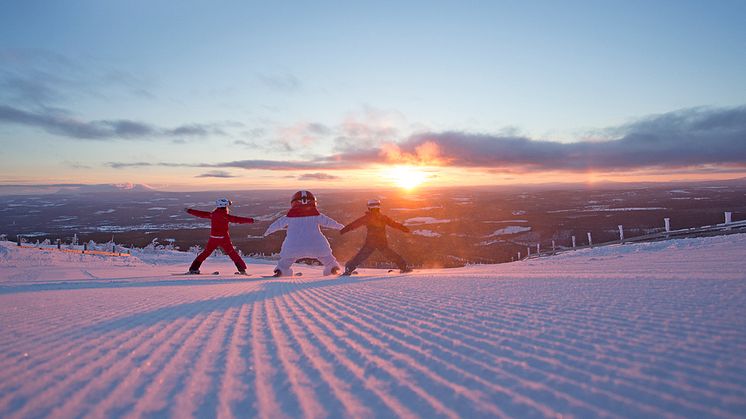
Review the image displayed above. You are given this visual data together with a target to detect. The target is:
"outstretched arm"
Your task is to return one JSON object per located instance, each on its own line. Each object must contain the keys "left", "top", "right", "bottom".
{"left": 227, "top": 214, "right": 254, "bottom": 224}
{"left": 340, "top": 214, "right": 368, "bottom": 234}
{"left": 186, "top": 208, "right": 212, "bottom": 219}
{"left": 264, "top": 216, "right": 288, "bottom": 236}
{"left": 384, "top": 215, "right": 411, "bottom": 233}
{"left": 319, "top": 214, "right": 344, "bottom": 230}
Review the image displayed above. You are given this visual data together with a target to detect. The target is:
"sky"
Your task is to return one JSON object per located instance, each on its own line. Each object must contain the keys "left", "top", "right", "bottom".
{"left": 0, "top": 0, "right": 745, "bottom": 191}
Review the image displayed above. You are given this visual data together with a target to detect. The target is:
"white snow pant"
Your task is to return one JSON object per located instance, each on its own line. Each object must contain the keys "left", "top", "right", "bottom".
{"left": 275, "top": 254, "right": 341, "bottom": 276}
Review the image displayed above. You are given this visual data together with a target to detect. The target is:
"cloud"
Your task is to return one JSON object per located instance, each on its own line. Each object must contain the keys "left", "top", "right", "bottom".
{"left": 105, "top": 106, "right": 746, "bottom": 174}
{"left": 297, "top": 172, "right": 340, "bottom": 181}
{"left": 0, "top": 48, "right": 154, "bottom": 105}
{"left": 64, "top": 161, "right": 92, "bottom": 169}
{"left": 0, "top": 104, "right": 228, "bottom": 140}
{"left": 334, "top": 107, "right": 406, "bottom": 151}
{"left": 236, "top": 127, "right": 267, "bottom": 144}
{"left": 329, "top": 106, "right": 746, "bottom": 172}
{"left": 106, "top": 159, "right": 353, "bottom": 171}
{"left": 106, "top": 161, "right": 155, "bottom": 169}
{"left": 211, "top": 159, "right": 352, "bottom": 170}
{"left": 272, "top": 122, "right": 333, "bottom": 151}
{"left": 257, "top": 73, "right": 300, "bottom": 92}
{"left": 195, "top": 170, "right": 238, "bottom": 178}
{"left": 0, "top": 48, "right": 234, "bottom": 141}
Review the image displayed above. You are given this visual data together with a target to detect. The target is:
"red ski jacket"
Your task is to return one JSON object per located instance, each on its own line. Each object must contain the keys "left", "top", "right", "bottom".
{"left": 187, "top": 208, "right": 254, "bottom": 238}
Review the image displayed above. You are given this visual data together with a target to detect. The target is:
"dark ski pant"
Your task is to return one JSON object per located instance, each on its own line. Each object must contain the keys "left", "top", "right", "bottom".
{"left": 189, "top": 236, "right": 247, "bottom": 271}
{"left": 345, "top": 243, "right": 407, "bottom": 272}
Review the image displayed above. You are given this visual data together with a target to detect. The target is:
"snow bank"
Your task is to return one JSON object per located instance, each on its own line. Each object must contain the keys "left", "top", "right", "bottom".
{"left": 412, "top": 229, "right": 441, "bottom": 237}
{"left": 403, "top": 217, "right": 451, "bottom": 225}
{"left": 488, "top": 226, "right": 532, "bottom": 236}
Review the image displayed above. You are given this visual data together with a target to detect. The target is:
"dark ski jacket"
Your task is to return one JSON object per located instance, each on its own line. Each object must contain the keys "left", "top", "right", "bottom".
{"left": 340, "top": 209, "right": 410, "bottom": 248}
{"left": 186, "top": 208, "right": 254, "bottom": 238}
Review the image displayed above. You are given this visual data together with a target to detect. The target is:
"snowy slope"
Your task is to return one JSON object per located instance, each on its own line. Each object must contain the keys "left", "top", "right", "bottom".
{"left": 1, "top": 235, "right": 745, "bottom": 418}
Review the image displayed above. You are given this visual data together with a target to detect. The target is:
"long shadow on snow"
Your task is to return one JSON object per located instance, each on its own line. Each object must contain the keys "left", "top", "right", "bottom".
{"left": 0, "top": 276, "right": 267, "bottom": 295}
{"left": 81, "top": 274, "right": 394, "bottom": 333}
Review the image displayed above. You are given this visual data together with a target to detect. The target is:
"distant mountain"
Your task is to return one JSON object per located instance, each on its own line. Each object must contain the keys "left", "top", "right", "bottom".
{"left": 56, "top": 183, "right": 157, "bottom": 194}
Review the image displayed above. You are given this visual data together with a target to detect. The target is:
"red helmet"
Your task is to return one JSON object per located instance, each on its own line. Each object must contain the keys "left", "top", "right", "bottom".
{"left": 291, "top": 190, "right": 316, "bottom": 205}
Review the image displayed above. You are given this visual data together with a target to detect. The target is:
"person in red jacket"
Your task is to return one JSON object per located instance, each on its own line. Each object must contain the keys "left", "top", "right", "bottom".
{"left": 340, "top": 199, "right": 412, "bottom": 275}
{"left": 185, "top": 198, "right": 254, "bottom": 274}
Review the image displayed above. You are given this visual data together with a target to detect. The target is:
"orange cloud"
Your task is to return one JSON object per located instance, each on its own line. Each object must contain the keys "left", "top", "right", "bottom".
{"left": 379, "top": 140, "right": 448, "bottom": 166}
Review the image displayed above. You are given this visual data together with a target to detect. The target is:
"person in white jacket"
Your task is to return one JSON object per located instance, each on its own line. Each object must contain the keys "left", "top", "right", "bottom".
{"left": 264, "top": 190, "right": 344, "bottom": 276}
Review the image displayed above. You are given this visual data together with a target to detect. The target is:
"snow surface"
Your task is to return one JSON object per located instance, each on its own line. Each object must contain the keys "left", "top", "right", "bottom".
{"left": 487, "top": 226, "right": 532, "bottom": 236}
{"left": 1, "top": 235, "right": 746, "bottom": 417}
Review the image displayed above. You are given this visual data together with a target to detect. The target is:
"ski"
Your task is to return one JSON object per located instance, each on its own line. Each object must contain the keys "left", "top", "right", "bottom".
{"left": 262, "top": 271, "right": 303, "bottom": 278}
{"left": 172, "top": 271, "right": 220, "bottom": 276}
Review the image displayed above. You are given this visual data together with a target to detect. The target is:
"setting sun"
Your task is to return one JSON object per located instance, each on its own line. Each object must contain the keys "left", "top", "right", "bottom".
{"left": 383, "top": 165, "right": 429, "bottom": 190}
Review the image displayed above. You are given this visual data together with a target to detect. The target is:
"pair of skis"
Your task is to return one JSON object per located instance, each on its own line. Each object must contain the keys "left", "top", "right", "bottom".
{"left": 172, "top": 271, "right": 250, "bottom": 276}
{"left": 175, "top": 269, "right": 412, "bottom": 277}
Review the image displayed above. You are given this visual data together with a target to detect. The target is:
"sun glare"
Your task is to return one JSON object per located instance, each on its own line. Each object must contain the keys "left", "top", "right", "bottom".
{"left": 384, "top": 165, "right": 429, "bottom": 190}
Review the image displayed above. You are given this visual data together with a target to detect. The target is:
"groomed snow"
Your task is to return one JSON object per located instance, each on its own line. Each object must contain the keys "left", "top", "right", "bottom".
{"left": 1, "top": 235, "right": 745, "bottom": 417}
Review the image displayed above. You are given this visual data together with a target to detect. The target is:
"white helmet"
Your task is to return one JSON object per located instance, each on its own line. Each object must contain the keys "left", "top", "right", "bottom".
{"left": 367, "top": 199, "right": 381, "bottom": 209}
{"left": 291, "top": 190, "right": 316, "bottom": 205}
{"left": 215, "top": 198, "right": 232, "bottom": 208}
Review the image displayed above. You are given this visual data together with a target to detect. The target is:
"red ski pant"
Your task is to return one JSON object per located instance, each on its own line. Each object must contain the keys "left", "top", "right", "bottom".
{"left": 190, "top": 236, "right": 247, "bottom": 271}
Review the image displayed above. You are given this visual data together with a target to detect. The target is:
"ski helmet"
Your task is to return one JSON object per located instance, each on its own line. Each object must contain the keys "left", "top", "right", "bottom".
{"left": 291, "top": 190, "right": 316, "bottom": 205}
{"left": 367, "top": 199, "right": 381, "bottom": 209}
{"left": 215, "top": 198, "right": 232, "bottom": 208}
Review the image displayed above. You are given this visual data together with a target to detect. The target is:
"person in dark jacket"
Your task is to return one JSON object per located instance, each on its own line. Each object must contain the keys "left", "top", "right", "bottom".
{"left": 185, "top": 198, "right": 254, "bottom": 274}
{"left": 340, "top": 199, "right": 412, "bottom": 275}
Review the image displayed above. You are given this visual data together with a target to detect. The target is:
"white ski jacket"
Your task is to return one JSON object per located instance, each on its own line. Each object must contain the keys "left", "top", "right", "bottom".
{"left": 264, "top": 214, "right": 343, "bottom": 258}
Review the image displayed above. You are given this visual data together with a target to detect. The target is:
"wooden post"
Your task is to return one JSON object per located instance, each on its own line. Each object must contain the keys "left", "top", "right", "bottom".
{"left": 664, "top": 218, "right": 671, "bottom": 232}
{"left": 587, "top": 232, "right": 593, "bottom": 247}
{"left": 618, "top": 225, "right": 624, "bottom": 242}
